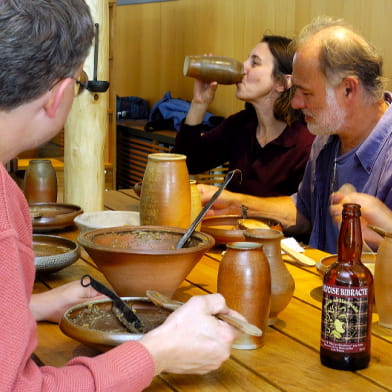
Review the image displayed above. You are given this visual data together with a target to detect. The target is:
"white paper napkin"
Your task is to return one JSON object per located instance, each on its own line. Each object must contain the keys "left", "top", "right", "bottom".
{"left": 281, "top": 237, "right": 304, "bottom": 253}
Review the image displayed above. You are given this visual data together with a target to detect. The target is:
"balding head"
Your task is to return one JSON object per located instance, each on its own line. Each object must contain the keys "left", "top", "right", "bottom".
{"left": 293, "top": 16, "right": 384, "bottom": 102}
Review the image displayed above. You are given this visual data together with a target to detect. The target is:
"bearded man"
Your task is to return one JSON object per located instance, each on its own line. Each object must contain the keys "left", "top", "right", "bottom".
{"left": 196, "top": 16, "right": 392, "bottom": 253}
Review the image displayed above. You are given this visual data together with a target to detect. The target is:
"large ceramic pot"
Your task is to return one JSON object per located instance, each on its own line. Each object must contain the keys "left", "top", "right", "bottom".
{"left": 140, "top": 153, "right": 191, "bottom": 229}
{"left": 78, "top": 226, "right": 215, "bottom": 298}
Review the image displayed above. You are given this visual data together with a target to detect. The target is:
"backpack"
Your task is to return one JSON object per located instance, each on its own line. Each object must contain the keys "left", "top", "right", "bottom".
{"left": 146, "top": 91, "right": 222, "bottom": 131}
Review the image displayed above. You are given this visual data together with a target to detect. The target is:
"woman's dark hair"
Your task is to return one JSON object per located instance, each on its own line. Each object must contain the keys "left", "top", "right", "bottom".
{"left": 261, "top": 35, "right": 303, "bottom": 124}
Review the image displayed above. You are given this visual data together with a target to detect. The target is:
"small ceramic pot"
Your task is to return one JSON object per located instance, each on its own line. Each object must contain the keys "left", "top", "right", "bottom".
{"left": 218, "top": 241, "right": 271, "bottom": 349}
{"left": 24, "top": 159, "right": 57, "bottom": 203}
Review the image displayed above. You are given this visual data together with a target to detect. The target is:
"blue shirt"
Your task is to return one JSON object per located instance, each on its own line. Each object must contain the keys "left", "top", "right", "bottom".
{"left": 294, "top": 93, "right": 392, "bottom": 253}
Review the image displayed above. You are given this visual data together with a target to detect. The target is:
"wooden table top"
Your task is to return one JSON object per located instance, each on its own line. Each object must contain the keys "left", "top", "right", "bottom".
{"left": 34, "top": 189, "right": 392, "bottom": 392}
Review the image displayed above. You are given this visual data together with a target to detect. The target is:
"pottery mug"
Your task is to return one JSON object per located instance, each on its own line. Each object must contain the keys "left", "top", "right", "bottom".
{"left": 183, "top": 55, "right": 244, "bottom": 85}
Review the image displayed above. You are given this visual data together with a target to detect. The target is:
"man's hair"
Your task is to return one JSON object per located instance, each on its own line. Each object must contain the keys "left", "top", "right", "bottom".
{"left": 0, "top": 0, "right": 94, "bottom": 110}
{"left": 261, "top": 35, "right": 303, "bottom": 124}
{"left": 293, "top": 16, "right": 384, "bottom": 102}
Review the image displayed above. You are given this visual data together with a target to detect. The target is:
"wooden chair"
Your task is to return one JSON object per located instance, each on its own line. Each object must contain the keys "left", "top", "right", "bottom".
{"left": 117, "top": 137, "right": 171, "bottom": 188}
{"left": 191, "top": 162, "right": 229, "bottom": 186}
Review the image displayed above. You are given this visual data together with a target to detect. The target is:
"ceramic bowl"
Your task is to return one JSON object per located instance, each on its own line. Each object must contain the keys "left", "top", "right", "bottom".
{"left": 201, "top": 215, "right": 282, "bottom": 245}
{"left": 33, "top": 234, "right": 80, "bottom": 273}
{"left": 60, "top": 297, "right": 171, "bottom": 352}
{"left": 74, "top": 210, "right": 140, "bottom": 233}
{"left": 316, "top": 252, "right": 376, "bottom": 278}
{"left": 77, "top": 226, "right": 215, "bottom": 298}
{"left": 30, "top": 202, "right": 82, "bottom": 232}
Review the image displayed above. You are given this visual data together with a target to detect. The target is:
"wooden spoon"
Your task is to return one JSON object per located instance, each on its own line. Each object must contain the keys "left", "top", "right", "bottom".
{"left": 146, "top": 290, "right": 262, "bottom": 337}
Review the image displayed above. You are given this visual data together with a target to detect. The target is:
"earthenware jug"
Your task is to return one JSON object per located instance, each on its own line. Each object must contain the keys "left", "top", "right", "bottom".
{"left": 24, "top": 159, "right": 57, "bottom": 203}
{"left": 375, "top": 234, "right": 392, "bottom": 328}
{"left": 183, "top": 55, "right": 244, "bottom": 85}
{"left": 140, "top": 153, "right": 191, "bottom": 228}
{"left": 244, "top": 228, "right": 295, "bottom": 325}
{"left": 217, "top": 241, "right": 271, "bottom": 349}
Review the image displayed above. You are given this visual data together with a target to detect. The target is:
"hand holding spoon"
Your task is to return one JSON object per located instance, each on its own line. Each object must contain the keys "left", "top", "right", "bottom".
{"left": 146, "top": 290, "right": 262, "bottom": 336}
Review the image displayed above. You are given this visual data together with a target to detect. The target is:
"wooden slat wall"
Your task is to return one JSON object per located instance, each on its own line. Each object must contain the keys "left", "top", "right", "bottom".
{"left": 113, "top": 0, "right": 392, "bottom": 118}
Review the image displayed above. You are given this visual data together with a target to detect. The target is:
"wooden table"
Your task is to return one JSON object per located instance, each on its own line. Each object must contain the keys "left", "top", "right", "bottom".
{"left": 34, "top": 189, "right": 392, "bottom": 392}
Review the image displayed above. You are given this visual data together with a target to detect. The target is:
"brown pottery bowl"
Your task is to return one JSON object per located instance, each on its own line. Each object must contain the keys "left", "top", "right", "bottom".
{"left": 30, "top": 202, "right": 82, "bottom": 232}
{"left": 60, "top": 297, "right": 171, "bottom": 352}
{"left": 201, "top": 215, "right": 282, "bottom": 245}
{"left": 78, "top": 226, "right": 215, "bottom": 298}
{"left": 316, "top": 252, "right": 376, "bottom": 278}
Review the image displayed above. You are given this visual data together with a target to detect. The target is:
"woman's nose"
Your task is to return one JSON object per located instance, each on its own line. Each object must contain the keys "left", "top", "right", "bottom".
{"left": 243, "top": 60, "right": 250, "bottom": 73}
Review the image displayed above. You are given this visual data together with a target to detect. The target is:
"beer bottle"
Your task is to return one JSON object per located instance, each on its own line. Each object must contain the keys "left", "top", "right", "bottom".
{"left": 320, "top": 203, "right": 373, "bottom": 370}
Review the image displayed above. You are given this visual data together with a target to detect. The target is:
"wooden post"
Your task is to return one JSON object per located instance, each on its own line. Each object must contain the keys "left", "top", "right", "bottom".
{"left": 63, "top": 0, "right": 109, "bottom": 212}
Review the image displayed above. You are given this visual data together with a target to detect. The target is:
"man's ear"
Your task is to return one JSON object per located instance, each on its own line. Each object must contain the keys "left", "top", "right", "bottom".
{"left": 341, "top": 77, "right": 358, "bottom": 99}
{"left": 44, "top": 78, "right": 73, "bottom": 118}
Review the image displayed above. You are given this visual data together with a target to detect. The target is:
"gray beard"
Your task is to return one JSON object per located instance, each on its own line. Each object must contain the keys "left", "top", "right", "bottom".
{"left": 306, "top": 86, "right": 346, "bottom": 136}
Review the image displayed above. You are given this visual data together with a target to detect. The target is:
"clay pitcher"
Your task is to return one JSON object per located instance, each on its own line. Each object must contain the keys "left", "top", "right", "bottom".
{"left": 217, "top": 241, "right": 271, "bottom": 349}
{"left": 24, "top": 159, "right": 57, "bottom": 203}
{"left": 375, "top": 233, "right": 392, "bottom": 328}
{"left": 244, "top": 228, "right": 295, "bottom": 325}
{"left": 140, "top": 153, "right": 190, "bottom": 228}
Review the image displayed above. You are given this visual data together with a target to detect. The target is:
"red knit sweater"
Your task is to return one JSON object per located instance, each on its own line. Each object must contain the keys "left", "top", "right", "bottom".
{"left": 0, "top": 164, "right": 155, "bottom": 391}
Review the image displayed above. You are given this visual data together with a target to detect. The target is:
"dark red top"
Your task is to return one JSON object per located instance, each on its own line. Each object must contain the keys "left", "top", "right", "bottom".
{"left": 173, "top": 107, "right": 315, "bottom": 196}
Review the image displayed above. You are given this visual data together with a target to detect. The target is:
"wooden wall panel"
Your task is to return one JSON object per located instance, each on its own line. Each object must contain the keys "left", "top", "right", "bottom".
{"left": 113, "top": 0, "right": 392, "bottom": 118}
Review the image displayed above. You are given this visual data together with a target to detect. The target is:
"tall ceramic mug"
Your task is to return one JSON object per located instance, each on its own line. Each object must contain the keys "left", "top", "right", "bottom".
{"left": 140, "top": 153, "right": 191, "bottom": 228}
{"left": 183, "top": 55, "right": 244, "bottom": 85}
{"left": 24, "top": 159, "right": 57, "bottom": 203}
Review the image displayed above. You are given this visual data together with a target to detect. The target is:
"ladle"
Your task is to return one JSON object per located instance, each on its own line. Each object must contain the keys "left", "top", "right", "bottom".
{"left": 86, "top": 23, "right": 110, "bottom": 93}
{"left": 176, "top": 169, "right": 242, "bottom": 249}
{"left": 80, "top": 274, "right": 144, "bottom": 333}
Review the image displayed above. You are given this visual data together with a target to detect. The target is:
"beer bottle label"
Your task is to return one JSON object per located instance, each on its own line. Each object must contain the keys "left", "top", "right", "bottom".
{"left": 321, "top": 284, "right": 370, "bottom": 353}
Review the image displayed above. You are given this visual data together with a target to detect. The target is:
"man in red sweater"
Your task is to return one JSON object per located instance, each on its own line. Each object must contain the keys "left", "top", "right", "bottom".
{"left": 0, "top": 1, "right": 239, "bottom": 391}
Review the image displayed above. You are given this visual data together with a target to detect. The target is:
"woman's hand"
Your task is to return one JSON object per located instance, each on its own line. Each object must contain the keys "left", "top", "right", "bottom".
{"left": 192, "top": 79, "right": 218, "bottom": 106}
{"left": 185, "top": 80, "right": 218, "bottom": 125}
{"left": 30, "top": 280, "right": 103, "bottom": 323}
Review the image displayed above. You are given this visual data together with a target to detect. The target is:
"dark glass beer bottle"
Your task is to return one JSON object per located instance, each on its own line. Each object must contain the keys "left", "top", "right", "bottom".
{"left": 320, "top": 203, "right": 373, "bottom": 370}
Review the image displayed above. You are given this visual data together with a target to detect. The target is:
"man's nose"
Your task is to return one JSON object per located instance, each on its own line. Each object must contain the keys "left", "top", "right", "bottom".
{"left": 291, "top": 89, "right": 304, "bottom": 109}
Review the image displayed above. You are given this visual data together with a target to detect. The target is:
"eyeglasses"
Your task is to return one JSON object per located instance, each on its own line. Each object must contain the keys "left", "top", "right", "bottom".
{"left": 73, "top": 70, "right": 88, "bottom": 97}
